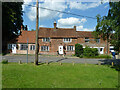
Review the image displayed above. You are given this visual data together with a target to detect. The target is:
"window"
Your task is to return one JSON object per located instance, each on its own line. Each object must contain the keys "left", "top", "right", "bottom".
{"left": 67, "top": 46, "right": 74, "bottom": 51}
{"left": 8, "top": 44, "right": 12, "bottom": 49}
{"left": 30, "top": 45, "right": 35, "bottom": 50}
{"left": 20, "top": 44, "right": 28, "bottom": 50}
{"left": 41, "top": 46, "right": 49, "bottom": 51}
{"left": 43, "top": 38, "right": 50, "bottom": 42}
{"left": 100, "top": 48, "right": 103, "bottom": 52}
{"left": 85, "top": 37, "right": 90, "bottom": 43}
{"left": 95, "top": 38, "right": 100, "bottom": 43}
{"left": 63, "top": 38, "right": 72, "bottom": 42}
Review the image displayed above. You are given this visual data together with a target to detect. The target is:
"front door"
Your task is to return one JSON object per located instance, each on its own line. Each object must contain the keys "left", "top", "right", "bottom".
{"left": 12, "top": 44, "right": 16, "bottom": 54}
{"left": 59, "top": 46, "right": 63, "bottom": 54}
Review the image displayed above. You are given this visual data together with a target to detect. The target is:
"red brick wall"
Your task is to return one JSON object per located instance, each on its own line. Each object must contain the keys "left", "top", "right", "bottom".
{"left": 38, "top": 38, "right": 77, "bottom": 55}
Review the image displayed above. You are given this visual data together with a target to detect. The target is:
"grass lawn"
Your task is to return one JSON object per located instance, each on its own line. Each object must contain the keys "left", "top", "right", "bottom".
{"left": 2, "top": 63, "right": 118, "bottom": 88}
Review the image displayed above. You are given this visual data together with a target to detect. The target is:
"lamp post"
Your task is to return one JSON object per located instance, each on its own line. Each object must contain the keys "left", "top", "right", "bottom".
{"left": 27, "top": 38, "right": 28, "bottom": 64}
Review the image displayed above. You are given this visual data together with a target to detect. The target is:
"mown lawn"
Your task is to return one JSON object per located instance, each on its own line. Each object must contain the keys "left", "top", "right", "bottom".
{"left": 2, "top": 63, "right": 118, "bottom": 88}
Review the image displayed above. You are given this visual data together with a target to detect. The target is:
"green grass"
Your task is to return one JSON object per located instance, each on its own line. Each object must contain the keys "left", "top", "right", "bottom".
{"left": 2, "top": 63, "right": 118, "bottom": 88}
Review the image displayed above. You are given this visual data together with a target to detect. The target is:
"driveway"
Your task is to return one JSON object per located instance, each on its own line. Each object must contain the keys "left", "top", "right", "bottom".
{"left": 1, "top": 55, "right": 120, "bottom": 65}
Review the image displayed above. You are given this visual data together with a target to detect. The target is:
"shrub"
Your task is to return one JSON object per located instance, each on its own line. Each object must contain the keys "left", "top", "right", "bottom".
{"left": 75, "top": 44, "right": 83, "bottom": 57}
{"left": 95, "top": 54, "right": 112, "bottom": 59}
{"left": 83, "top": 46, "right": 98, "bottom": 57}
{"left": 2, "top": 59, "right": 8, "bottom": 64}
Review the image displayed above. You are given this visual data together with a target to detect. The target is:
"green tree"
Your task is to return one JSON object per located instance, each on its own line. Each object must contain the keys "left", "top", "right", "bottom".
{"left": 75, "top": 43, "right": 83, "bottom": 57}
{"left": 108, "top": 2, "right": 120, "bottom": 54}
{"left": 94, "top": 14, "right": 113, "bottom": 55}
{"left": 2, "top": 2, "right": 23, "bottom": 53}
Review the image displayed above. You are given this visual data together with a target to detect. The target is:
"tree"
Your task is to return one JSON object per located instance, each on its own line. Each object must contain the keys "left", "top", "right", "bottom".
{"left": 94, "top": 2, "right": 120, "bottom": 55}
{"left": 75, "top": 43, "right": 83, "bottom": 57}
{"left": 108, "top": 2, "right": 120, "bottom": 54}
{"left": 2, "top": 2, "right": 23, "bottom": 53}
{"left": 94, "top": 14, "right": 113, "bottom": 55}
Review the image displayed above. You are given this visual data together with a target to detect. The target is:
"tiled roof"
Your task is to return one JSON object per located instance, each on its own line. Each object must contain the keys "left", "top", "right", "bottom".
{"left": 16, "top": 27, "right": 94, "bottom": 43}
{"left": 39, "top": 27, "right": 77, "bottom": 38}
{"left": 16, "top": 30, "right": 36, "bottom": 43}
{"left": 77, "top": 31, "right": 93, "bottom": 38}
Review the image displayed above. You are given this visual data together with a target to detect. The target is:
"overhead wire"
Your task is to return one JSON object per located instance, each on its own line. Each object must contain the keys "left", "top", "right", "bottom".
{"left": 23, "top": 3, "right": 97, "bottom": 19}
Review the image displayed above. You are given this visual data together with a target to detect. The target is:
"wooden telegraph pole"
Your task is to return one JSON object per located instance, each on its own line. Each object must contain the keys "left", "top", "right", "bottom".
{"left": 35, "top": 0, "right": 39, "bottom": 65}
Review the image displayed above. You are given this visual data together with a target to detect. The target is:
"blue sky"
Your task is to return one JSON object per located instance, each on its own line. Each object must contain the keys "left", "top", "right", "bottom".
{"left": 22, "top": 0, "right": 109, "bottom": 31}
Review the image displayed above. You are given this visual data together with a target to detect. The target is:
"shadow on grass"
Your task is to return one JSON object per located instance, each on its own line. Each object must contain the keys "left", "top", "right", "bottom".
{"left": 98, "top": 59, "right": 120, "bottom": 71}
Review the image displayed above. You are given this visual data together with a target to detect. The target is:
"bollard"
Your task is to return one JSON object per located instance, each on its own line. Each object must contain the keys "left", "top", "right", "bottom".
{"left": 112, "top": 62, "right": 114, "bottom": 66}
{"left": 46, "top": 61, "right": 49, "bottom": 65}
{"left": 85, "top": 62, "right": 87, "bottom": 66}
{"left": 72, "top": 61, "right": 75, "bottom": 66}
{"left": 60, "top": 62, "right": 62, "bottom": 65}
{"left": 98, "top": 61, "right": 101, "bottom": 65}
{"left": 19, "top": 60, "right": 22, "bottom": 64}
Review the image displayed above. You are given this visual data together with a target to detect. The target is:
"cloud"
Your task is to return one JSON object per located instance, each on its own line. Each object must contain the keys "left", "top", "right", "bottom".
{"left": 23, "top": 0, "right": 67, "bottom": 21}
{"left": 104, "top": 5, "right": 109, "bottom": 8}
{"left": 77, "top": 25, "right": 95, "bottom": 31}
{"left": 57, "top": 17, "right": 87, "bottom": 27}
{"left": 69, "top": 2, "right": 101, "bottom": 10}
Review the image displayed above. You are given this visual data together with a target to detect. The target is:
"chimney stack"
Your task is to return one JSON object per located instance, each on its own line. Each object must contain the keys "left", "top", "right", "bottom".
{"left": 74, "top": 26, "right": 76, "bottom": 31}
{"left": 25, "top": 25, "right": 28, "bottom": 31}
{"left": 54, "top": 21, "right": 57, "bottom": 29}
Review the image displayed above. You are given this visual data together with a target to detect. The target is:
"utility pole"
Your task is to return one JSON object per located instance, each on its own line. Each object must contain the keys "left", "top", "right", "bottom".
{"left": 35, "top": 0, "right": 39, "bottom": 65}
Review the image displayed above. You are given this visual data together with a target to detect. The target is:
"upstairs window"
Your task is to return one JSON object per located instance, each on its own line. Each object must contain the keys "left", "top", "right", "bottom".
{"left": 20, "top": 44, "right": 28, "bottom": 50}
{"left": 63, "top": 38, "right": 72, "bottom": 42}
{"left": 30, "top": 45, "right": 35, "bottom": 50}
{"left": 96, "top": 38, "right": 100, "bottom": 43}
{"left": 41, "top": 46, "right": 49, "bottom": 51}
{"left": 85, "top": 37, "right": 90, "bottom": 43}
{"left": 67, "top": 46, "right": 74, "bottom": 51}
{"left": 43, "top": 38, "right": 50, "bottom": 42}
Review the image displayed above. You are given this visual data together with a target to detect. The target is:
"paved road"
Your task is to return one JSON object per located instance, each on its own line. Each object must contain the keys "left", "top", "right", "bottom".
{"left": 1, "top": 55, "right": 120, "bottom": 65}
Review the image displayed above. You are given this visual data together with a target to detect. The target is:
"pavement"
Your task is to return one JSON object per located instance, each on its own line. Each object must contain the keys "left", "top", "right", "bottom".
{"left": 1, "top": 55, "right": 120, "bottom": 65}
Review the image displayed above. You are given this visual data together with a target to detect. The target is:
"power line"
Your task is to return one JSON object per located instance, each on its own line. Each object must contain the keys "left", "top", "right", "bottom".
{"left": 23, "top": 3, "right": 97, "bottom": 19}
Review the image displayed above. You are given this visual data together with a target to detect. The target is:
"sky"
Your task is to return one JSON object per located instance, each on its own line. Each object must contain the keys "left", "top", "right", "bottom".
{"left": 22, "top": 0, "right": 110, "bottom": 31}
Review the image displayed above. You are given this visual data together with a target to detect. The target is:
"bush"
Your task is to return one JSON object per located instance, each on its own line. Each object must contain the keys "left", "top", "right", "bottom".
{"left": 83, "top": 46, "right": 98, "bottom": 57}
{"left": 95, "top": 54, "right": 112, "bottom": 59}
{"left": 75, "top": 44, "right": 83, "bottom": 57}
{"left": 2, "top": 59, "right": 8, "bottom": 64}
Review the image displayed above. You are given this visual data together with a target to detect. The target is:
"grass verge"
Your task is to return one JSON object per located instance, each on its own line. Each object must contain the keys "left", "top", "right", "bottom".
{"left": 2, "top": 63, "right": 118, "bottom": 88}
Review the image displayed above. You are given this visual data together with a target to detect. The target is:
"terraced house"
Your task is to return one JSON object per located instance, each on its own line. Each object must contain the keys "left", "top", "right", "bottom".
{"left": 7, "top": 22, "right": 108, "bottom": 55}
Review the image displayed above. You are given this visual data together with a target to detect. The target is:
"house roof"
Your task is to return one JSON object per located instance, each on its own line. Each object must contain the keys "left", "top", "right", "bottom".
{"left": 77, "top": 31, "right": 93, "bottom": 38}
{"left": 38, "top": 27, "right": 77, "bottom": 38}
{"left": 16, "top": 30, "right": 36, "bottom": 43}
{"left": 15, "top": 27, "right": 94, "bottom": 43}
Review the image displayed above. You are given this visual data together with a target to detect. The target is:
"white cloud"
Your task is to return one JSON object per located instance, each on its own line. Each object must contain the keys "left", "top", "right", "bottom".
{"left": 57, "top": 17, "right": 87, "bottom": 27}
{"left": 69, "top": 2, "right": 101, "bottom": 10}
{"left": 23, "top": 0, "right": 67, "bottom": 21}
{"left": 104, "top": 5, "right": 109, "bottom": 8}
{"left": 77, "top": 25, "right": 95, "bottom": 31}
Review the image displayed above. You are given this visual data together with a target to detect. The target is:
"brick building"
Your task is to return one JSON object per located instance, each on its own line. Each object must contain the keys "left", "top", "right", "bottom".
{"left": 7, "top": 22, "right": 108, "bottom": 55}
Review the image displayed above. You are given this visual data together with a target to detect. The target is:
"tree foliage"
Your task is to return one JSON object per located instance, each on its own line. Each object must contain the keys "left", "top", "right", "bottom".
{"left": 2, "top": 2, "right": 23, "bottom": 52}
{"left": 83, "top": 46, "right": 98, "bottom": 57}
{"left": 94, "top": 2, "right": 120, "bottom": 53}
{"left": 75, "top": 43, "right": 83, "bottom": 57}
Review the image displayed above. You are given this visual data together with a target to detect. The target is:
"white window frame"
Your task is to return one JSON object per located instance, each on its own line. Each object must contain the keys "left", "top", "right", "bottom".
{"left": 20, "top": 44, "right": 28, "bottom": 50}
{"left": 85, "top": 37, "right": 90, "bottom": 43}
{"left": 41, "top": 46, "right": 49, "bottom": 51}
{"left": 8, "top": 44, "right": 12, "bottom": 49}
{"left": 42, "top": 37, "right": 50, "bottom": 42}
{"left": 30, "top": 45, "right": 35, "bottom": 50}
{"left": 63, "top": 38, "right": 72, "bottom": 43}
{"left": 67, "top": 45, "right": 74, "bottom": 51}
